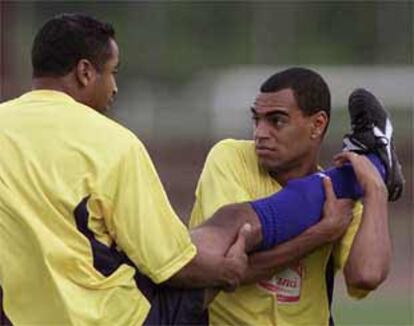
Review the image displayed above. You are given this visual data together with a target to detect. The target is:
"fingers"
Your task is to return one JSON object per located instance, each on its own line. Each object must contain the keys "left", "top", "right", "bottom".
{"left": 240, "top": 223, "right": 252, "bottom": 238}
{"left": 337, "top": 198, "right": 355, "bottom": 210}
{"left": 333, "top": 151, "right": 360, "bottom": 166}
{"left": 337, "top": 198, "right": 355, "bottom": 214}
{"left": 320, "top": 194, "right": 354, "bottom": 242}
{"left": 222, "top": 223, "right": 251, "bottom": 292}
{"left": 322, "top": 176, "right": 336, "bottom": 202}
{"left": 227, "top": 223, "right": 251, "bottom": 257}
{"left": 334, "top": 152, "right": 376, "bottom": 178}
{"left": 332, "top": 151, "right": 386, "bottom": 199}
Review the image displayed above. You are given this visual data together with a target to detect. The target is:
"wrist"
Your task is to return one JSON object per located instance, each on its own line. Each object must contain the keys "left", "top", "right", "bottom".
{"left": 216, "top": 256, "right": 241, "bottom": 291}
{"left": 313, "top": 220, "right": 340, "bottom": 243}
{"left": 363, "top": 182, "right": 388, "bottom": 200}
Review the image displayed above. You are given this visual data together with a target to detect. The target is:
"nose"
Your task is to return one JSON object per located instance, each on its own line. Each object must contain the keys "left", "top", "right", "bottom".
{"left": 113, "top": 83, "right": 118, "bottom": 96}
{"left": 254, "top": 120, "right": 271, "bottom": 140}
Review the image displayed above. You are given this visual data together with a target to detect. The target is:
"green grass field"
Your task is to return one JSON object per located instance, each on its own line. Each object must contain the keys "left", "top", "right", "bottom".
{"left": 335, "top": 296, "right": 413, "bottom": 325}
{"left": 332, "top": 204, "right": 413, "bottom": 326}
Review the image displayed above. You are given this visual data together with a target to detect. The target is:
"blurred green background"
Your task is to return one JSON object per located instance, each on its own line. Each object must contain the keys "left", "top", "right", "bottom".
{"left": 1, "top": 1, "right": 412, "bottom": 325}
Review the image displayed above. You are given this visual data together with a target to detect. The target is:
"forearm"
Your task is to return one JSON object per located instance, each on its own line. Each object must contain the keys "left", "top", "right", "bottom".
{"left": 168, "top": 203, "right": 259, "bottom": 289}
{"left": 243, "top": 220, "right": 337, "bottom": 284}
{"left": 166, "top": 246, "right": 231, "bottom": 288}
{"left": 193, "top": 203, "right": 263, "bottom": 255}
{"left": 344, "top": 185, "right": 391, "bottom": 290}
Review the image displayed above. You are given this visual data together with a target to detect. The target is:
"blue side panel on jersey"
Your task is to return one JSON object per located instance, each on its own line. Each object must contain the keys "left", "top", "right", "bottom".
{"left": 73, "top": 196, "right": 208, "bottom": 325}
{"left": 325, "top": 255, "right": 335, "bottom": 326}
{"left": 73, "top": 196, "right": 154, "bottom": 299}
{"left": 73, "top": 196, "right": 127, "bottom": 276}
{"left": 0, "top": 285, "right": 13, "bottom": 325}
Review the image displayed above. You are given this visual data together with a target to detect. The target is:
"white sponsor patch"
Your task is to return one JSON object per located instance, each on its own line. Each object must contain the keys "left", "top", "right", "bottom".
{"left": 257, "top": 261, "right": 304, "bottom": 304}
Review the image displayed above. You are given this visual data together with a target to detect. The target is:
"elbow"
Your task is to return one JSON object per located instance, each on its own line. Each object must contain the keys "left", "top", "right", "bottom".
{"left": 215, "top": 203, "right": 251, "bottom": 223}
{"left": 346, "top": 267, "right": 389, "bottom": 291}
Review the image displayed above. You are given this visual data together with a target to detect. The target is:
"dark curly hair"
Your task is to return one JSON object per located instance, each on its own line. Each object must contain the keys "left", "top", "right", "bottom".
{"left": 260, "top": 67, "right": 331, "bottom": 123}
{"left": 32, "top": 13, "right": 115, "bottom": 78}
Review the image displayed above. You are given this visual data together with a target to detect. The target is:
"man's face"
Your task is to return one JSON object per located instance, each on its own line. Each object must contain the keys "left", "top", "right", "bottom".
{"left": 252, "top": 88, "right": 317, "bottom": 175}
{"left": 88, "top": 38, "right": 119, "bottom": 112}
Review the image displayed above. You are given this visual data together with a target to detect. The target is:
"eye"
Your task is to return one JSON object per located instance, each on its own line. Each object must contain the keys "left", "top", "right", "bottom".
{"left": 271, "top": 116, "right": 287, "bottom": 128}
{"left": 251, "top": 115, "right": 259, "bottom": 125}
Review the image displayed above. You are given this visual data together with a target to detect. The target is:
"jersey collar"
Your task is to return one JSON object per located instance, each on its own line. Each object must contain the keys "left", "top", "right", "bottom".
{"left": 20, "top": 90, "right": 78, "bottom": 104}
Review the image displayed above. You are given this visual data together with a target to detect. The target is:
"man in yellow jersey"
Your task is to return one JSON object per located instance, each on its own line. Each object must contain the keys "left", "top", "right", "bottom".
{"left": 190, "top": 68, "right": 400, "bottom": 325}
{"left": 0, "top": 13, "right": 396, "bottom": 325}
{"left": 0, "top": 13, "right": 258, "bottom": 325}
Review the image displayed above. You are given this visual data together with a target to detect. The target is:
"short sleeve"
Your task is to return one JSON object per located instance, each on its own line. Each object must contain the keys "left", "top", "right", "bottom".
{"left": 190, "top": 140, "right": 252, "bottom": 228}
{"left": 99, "top": 138, "right": 196, "bottom": 284}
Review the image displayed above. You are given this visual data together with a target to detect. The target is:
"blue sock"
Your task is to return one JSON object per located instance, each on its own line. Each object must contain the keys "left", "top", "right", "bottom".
{"left": 251, "top": 153, "right": 386, "bottom": 250}
{"left": 325, "top": 153, "right": 386, "bottom": 199}
{"left": 251, "top": 175, "right": 325, "bottom": 250}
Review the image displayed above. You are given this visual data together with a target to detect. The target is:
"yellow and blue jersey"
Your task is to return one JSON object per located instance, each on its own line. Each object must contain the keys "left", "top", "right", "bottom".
{"left": 0, "top": 90, "right": 196, "bottom": 325}
{"left": 190, "top": 139, "right": 367, "bottom": 326}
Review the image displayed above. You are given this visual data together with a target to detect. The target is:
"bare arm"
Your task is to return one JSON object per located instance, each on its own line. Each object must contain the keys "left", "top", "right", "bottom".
{"left": 166, "top": 152, "right": 390, "bottom": 291}
{"left": 335, "top": 152, "right": 391, "bottom": 291}
{"left": 243, "top": 177, "right": 354, "bottom": 284}
{"left": 169, "top": 177, "right": 354, "bottom": 288}
{"left": 190, "top": 203, "right": 263, "bottom": 255}
{"left": 166, "top": 203, "right": 260, "bottom": 289}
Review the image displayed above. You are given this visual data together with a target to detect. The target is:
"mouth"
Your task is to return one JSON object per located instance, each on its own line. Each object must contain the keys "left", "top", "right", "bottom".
{"left": 105, "top": 97, "right": 115, "bottom": 111}
{"left": 255, "top": 146, "right": 275, "bottom": 156}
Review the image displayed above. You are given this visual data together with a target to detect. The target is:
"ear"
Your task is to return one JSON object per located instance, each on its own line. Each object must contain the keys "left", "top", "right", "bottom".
{"left": 75, "top": 59, "right": 97, "bottom": 87}
{"left": 310, "top": 111, "right": 328, "bottom": 140}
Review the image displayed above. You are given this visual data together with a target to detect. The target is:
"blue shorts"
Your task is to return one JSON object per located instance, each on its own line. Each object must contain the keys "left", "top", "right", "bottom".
{"left": 0, "top": 272, "right": 208, "bottom": 326}
{"left": 135, "top": 271, "right": 208, "bottom": 326}
{"left": 0, "top": 286, "right": 12, "bottom": 325}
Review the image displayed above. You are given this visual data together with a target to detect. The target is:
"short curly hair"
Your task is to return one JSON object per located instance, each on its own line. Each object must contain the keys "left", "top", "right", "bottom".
{"left": 32, "top": 13, "right": 115, "bottom": 78}
{"left": 260, "top": 67, "right": 331, "bottom": 122}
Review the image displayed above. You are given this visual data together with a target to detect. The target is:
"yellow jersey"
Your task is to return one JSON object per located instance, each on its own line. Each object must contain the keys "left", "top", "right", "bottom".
{"left": 0, "top": 90, "right": 196, "bottom": 325}
{"left": 190, "top": 139, "right": 366, "bottom": 326}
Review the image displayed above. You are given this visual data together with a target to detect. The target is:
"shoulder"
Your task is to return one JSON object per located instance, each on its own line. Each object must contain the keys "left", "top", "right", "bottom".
{"left": 81, "top": 103, "right": 137, "bottom": 140}
{"left": 207, "top": 138, "right": 255, "bottom": 161}
{"left": 206, "top": 138, "right": 260, "bottom": 173}
{"left": 74, "top": 102, "right": 146, "bottom": 156}
{"left": 0, "top": 97, "right": 21, "bottom": 110}
{"left": 202, "top": 138, "right": 263, "bottom": 184}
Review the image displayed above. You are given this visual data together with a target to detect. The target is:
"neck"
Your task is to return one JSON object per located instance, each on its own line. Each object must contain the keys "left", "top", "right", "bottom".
{"left": 32, "top": 76, "right": 77, "bottom": 99}
{"left": 270, "top": 151, "right": 320, "bottom": 186}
